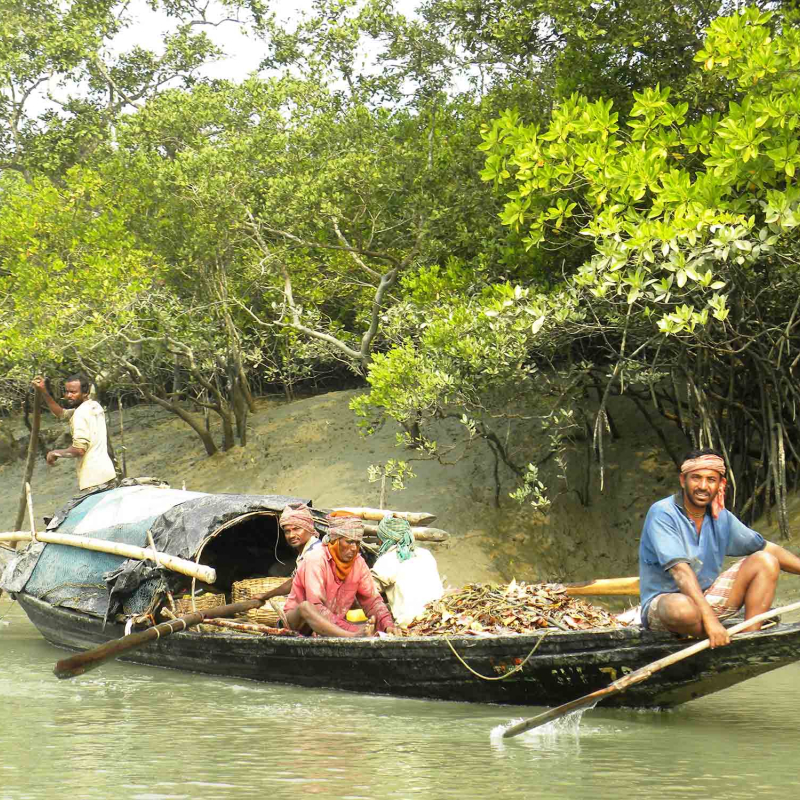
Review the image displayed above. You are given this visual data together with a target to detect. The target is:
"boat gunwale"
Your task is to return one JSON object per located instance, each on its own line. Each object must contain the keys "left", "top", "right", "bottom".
{"left": 16, "top": 592, "right": 800, "bottom": 653}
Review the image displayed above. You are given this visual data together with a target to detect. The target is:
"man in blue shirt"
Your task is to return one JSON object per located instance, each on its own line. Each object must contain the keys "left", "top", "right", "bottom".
{"left": 639, "top": 448, "right": 800, "bottom": 648}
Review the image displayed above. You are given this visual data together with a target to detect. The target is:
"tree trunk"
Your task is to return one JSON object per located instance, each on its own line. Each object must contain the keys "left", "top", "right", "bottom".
{"left": 14, "top": 391, "right": 42, "bottom": 531}
{"left": 213, "top": 374, "right": 235, "bottom": 451}
{"left": 173, "top": 353, "right": 182, "bottom": 399}
{"left": 117, "top": 396, "right": 127, "bottom": 478}
{"left": 236, "top": 357, "right": 256, "bottom": 413}
{"left": 233, "top": 378, "right": 248, "bottom": 447}
{"left": 220, "top": 406, "right": 235, "bottom": 451}
{"left": 141, "top": 387, "right": 218, "bottom": 456}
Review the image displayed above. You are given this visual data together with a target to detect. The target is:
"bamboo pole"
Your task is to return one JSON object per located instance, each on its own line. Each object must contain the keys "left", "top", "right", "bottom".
{"left": 331, "top": 507, "right": 437, "bottom": 526}
{"left": 362, "top": 524, "right": 449, "bottom": 542}
{"left": 202, "top": 618, "right": 297, "bottom": 636}
{"left": 25, "top": 483, "right": 37, "bottom": 542}
{"left": 14, "top": 391, "right": 42, "bottom": 532}
{"left": 0, "top": 530, "right": 216, "bottom": 583}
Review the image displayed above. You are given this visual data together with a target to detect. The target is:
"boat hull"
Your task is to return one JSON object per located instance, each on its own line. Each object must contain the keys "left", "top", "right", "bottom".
{"left": 17, "top": 593, "right": 800, "bottom": 708}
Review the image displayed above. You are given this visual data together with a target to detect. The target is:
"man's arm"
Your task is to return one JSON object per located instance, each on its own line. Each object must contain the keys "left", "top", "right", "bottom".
{"left": 360, "top": 591, "right": 400, "bottom": 634}
{"left": 670, "top": 562, "right": 731, "bottom": 647}
{"left": 764, "top": 542, "right": 800, "bottom": 575}
{"left": 356, "top": 560, "right": 400, "bottom": 634}
{"left": 31, "top": 377, "right": 65, "bottom": 418}
{"left": 45, "top": 444, "right": 86, "bottom": 466}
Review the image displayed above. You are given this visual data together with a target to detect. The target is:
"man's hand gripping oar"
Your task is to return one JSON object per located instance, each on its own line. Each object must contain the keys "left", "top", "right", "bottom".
{"left": 501, "top": 599, "right": 800, "bottom": 739}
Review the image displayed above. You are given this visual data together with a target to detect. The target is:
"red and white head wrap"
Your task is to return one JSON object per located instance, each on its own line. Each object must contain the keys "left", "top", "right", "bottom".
{"left": 280, "top": 503, "right": 316, "bottom": 535}
{"left": 680, "top": 454, "right": 727, "bottom": 518}
{"left": 325, "top": 512, "right": 364, "bottom": 543}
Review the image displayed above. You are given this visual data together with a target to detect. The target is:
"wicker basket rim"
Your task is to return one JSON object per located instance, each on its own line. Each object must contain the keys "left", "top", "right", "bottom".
{"left": 232, "top": 577, "right": 288, "bottom": 591}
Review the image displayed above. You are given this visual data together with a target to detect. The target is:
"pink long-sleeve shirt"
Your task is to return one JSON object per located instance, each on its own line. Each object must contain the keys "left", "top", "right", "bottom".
{"left": 284, "top": 544, "right": 394, "bottom": 633}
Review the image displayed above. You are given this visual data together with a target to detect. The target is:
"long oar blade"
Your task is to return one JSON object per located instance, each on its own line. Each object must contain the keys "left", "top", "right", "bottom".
{"left": 563, "top": 576, "right": 639, "bottom": 596}
{"left": 502, "top": 599, "right": 800, "bottom": 739}
{"left": 503, "top": 687, "right": 613, "bottom": 738}
{"left": 53, "top": 597, "right": 265, "bottom": 679}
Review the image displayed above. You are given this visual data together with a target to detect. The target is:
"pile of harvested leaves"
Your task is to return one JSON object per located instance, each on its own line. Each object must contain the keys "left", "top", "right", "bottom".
{"left": 405, "top": 580, "right": 631, "bottom": 636}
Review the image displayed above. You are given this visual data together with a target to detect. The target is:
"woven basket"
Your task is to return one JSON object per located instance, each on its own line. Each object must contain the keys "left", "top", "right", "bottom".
{"left": 174, "top": 591, "right": 226, "bottom": 616}
{"left": 172, "top": 591, "right": 226, "bottom": 633}
{"left": 232, "top": 577, "right": 288, "bottom": 626}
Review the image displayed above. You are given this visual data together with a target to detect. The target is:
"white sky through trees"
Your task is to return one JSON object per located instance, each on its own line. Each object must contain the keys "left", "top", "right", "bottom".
{"left": 28, "top": 0, "right": 420, "bottom": 117}
{"left": 112, "top": 0, "right": 420, "bottom": 83}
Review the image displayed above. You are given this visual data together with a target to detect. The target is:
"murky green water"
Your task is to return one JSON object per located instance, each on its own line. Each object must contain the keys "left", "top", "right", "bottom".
{"left": 2, "top": 596, "right": 800, "bottom": 800}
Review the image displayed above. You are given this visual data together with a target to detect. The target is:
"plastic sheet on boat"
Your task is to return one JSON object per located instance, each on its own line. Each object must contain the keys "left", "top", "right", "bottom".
{"left": 1, "top": 484, "right": 309, "bottom": 621}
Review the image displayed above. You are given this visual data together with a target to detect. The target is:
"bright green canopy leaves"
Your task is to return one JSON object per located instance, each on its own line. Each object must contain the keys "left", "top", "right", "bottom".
{"left": 0, "top": 169, "right": 156, "bottom": 374}
{"left": 480, "top": 6, "right": 800, "bottom": 336}
{"left": 3, "top": 1, "right": 800, "bottom": 527}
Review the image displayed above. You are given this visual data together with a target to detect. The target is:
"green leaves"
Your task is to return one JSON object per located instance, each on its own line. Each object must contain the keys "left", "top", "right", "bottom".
{"left": 481, "top": 7, "right": 800, "bottom": 340}
{"left": 0, "top": 168, "right": 156, "bottom": 368}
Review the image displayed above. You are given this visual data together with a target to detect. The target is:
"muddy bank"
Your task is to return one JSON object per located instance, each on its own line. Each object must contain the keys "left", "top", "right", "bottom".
{"left": 2, "top": 389, "right": 800, "bottom": 596}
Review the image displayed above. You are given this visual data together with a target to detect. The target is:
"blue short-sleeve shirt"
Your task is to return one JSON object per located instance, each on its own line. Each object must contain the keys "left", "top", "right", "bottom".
{"left": 639, "top": 493, "right": 765, "bottom": 628}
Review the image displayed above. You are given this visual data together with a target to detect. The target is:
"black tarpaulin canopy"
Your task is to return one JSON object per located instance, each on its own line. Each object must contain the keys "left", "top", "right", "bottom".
{"left": 1, "top": 483, "right": 313, "bottom": 621}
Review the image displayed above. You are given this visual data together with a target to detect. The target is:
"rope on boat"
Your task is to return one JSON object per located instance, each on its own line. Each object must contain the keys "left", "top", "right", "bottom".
{"left": 153, "top": 619, "right": 188, "bottom": 639}
{"left": 444, "top": 631, "right": 550, "bottom": 681}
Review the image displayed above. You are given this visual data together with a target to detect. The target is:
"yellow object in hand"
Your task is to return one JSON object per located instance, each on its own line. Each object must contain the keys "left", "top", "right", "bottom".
{"left": 346, "top": 609, "right": 367, "bottom": 623}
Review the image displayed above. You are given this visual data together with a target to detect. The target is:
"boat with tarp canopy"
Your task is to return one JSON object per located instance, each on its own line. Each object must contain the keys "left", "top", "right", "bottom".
{"left": 4, "top": 483, "right": 800, "bottom": 709}
{"left": 2, "top": 483, "right": 307, "bottom": 622}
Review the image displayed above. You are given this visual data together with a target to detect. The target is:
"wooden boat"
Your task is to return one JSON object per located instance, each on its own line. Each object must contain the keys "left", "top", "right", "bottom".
{"left": 4, "top": 483, "right": 800, "bottom": 708}
{"left": 12, "top": 592, "right": 800, "bottom": 708}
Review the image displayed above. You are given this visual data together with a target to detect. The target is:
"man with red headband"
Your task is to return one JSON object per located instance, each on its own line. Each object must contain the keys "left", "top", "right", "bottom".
{"left": 639, "top": 447, "right": 800, "bottom": 647}
{"left": 283, "top": 513, "right": 401, "bottom": 637}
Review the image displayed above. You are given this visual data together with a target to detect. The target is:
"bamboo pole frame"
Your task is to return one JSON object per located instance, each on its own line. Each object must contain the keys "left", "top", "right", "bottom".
{"left": 0, "top": 530, "right": 216, "bottom": 584}
{"left": 331, "top": 507, "right": 436, "bottom": 526}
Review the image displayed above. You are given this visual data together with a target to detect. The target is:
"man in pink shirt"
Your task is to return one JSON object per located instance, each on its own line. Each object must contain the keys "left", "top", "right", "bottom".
{"left": 284, "top": 513, "right": 401, "bottom": 637}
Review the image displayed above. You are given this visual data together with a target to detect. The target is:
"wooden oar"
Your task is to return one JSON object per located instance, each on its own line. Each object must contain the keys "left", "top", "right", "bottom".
{"left": 563, "top": 576, "right": 639, "bottom": 596}
{"left": 502, "top": 599, "right": 800, "bottom": 738}
{"left": 14, "top": 389, "right": 42, "bottom": 532}
{"left": 53, "top": 597, "right": 268, "bottom": 679}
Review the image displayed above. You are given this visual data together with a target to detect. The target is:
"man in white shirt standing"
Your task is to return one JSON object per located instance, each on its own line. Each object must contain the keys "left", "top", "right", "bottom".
{"left": 371, "top": 513, "right": 444, "bottom": 626}
{"left": 32, "top": 374, "right": 117, "bottom": 492}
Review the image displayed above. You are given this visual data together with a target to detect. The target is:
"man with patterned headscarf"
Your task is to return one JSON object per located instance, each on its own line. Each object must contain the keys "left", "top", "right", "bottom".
{"left": 371, "top": 514, "right": 444, "bottom": 626}
{"left": 256, "top": 503, "right": 321, "bottom": 602}
{"left": 639, "top": 447, "right": 800, "bottom": 647}
{"left": 283, "top": 512, "right": 401, "bottom": 637}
